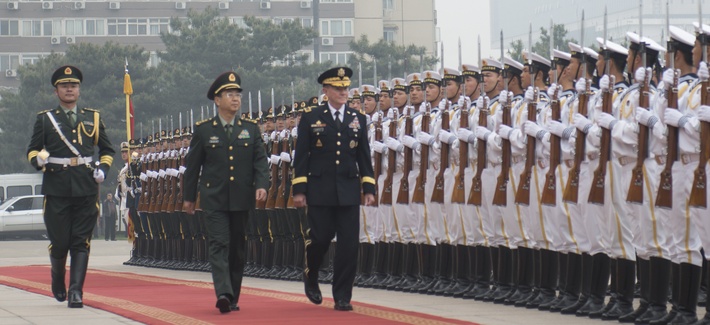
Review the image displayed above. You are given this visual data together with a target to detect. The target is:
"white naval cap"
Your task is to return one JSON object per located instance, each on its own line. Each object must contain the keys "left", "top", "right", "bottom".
{"left": 359, "top": 84, "right": 379, "bottom": 97}
{"left": 503, "top": 57, "right": 524, "bottom": 75}
{"left": 553, "top": 49, "right": 571, "bottom": 65}
{"left": 481, "top": 58, "right": 503, "bottom": 72}
{"left": 349, "top": 88, "right": 361, "bottom": 99}
{"left": 524, "top": 51, "right": 551, "bottom": 68}
{"left": 626, "top": 32, "right": 666, "bottom": 54}
{"left": 693, "top": 22, "right": 710, "bottom": 36}
{"left": 391, "top": 77, "right": 407, "bottom": 91}
{"left": 442, "top": 67, "right": 462, "bottom": 82}
{"left": 596, "top": 37, "right": 629, "bottom": 57}
{"left": 406, "top": 73, "right": 423, "bottom": 86}
{"left": 422, "top": 70, "right": 442, "bottom": 85}
{"left": 670, "top": 25, "right": 695, "bottom": 48}
{"left": 378, "top": 80, "right": 391, "bottom": 92}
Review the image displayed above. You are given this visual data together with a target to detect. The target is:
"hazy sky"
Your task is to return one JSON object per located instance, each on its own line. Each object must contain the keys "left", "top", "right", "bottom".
{"left": 434, "top": 0, "right": 491, "bottom": 70}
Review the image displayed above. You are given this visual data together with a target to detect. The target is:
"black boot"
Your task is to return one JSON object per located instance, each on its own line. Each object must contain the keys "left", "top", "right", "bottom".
{"left": 448, "top": 244, "right": 473, "bottom": 297}
{"left": 67, "top": 251, "right": 89, "bottom": 308}
{"left": 619, "top": 257, "right": 650, "bottom": 322}
{"left": 550, "top": 252, "right": 582, "bottom": 312}
{"left": 562, "top": 252, "right": 592, "bottom": 314}
{"left": 516, "top": 248, "right": 541, "bottom": 307}
{"left": 492, "top": 246, "right": 515, "bottom": 303}
{"left": 478, "top": 246, "right": 500, "bottom": 301}
{"left": 601, "top": 258, "right": 636, "bottom": 320}
{"left": 504, "top": 246, "right": 533, "bottom": 305}
{"left": 527, "top": 249, "right": 557, "bottom": 309}
{"left": 635, "top": 257, "right": 670, "bottom": 324}
{"left": 396, "top": 243, "right": 422, "bottom": 291}
{"left": 432, "top": 244, "right": 455, "bottom": 295}
{"left": 538, "top": 250, "right": 563, "bottom": 310}
{"left": 663, "top": 263, "right": 702, "bottom": 324}
{"left": 700, "top": 256, "right": 708, "bottom": 307}
{"left": 50, "top": 256, "right": 67, "bottom": 302}
{"left": 576, "top": 253, "right": 610, "bottom": 317}
{"left": 693, "top": 260, "right": 710, "bottom": 325}
{"left": 464, "top": 245, "right": 491, "bottom": 299}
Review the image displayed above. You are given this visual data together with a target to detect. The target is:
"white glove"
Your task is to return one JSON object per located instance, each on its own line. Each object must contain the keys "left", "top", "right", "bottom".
{"left": 387, "top": 108, "right": 396, "bottom": 119}
{"left": 420, "top": 103, "right": 428, "bottom": 114}
{"left": 371, "top": 141, "right": 386, "bottom": 154}
{"left": 458, "top": 96, "right": 471, "bottom": 109}
{"left": 371, "top": 112, "right": 381, "bottom": 123}
{"left": 546, "top": 120, "right": 565, "bottom": 137}
{"left": 178, "top": 166, "right": 186, "bottom": 174}
{"left": 280, "top": 152, "right": 291, "bottom": 162}
{"left": 523, "top": 121, "right": 541, "bottom": 137}
{"left": 271, "top": 131, "right": 278, "bottom": 141}
{"left": 662, "top": 68, "right": 675, "bottom": 90}
{"left": 634, "top": 67, "right": 647, "bottom": 84}
{"left": 599, "top": 75, "right": 610, "bottom": 91}
{"left": 652, "top": 123, "right": 666, "bottom": 139}
{"left": 170, "top": 168, "right": 180, "bottom": 177}
{"left": 36, "top": 149, "right": 49, "bottom": 167}
{"left": 476, "top": 96, "right": 489, "bottom": 110}
{"left": 270, "top": 154, "right": 279, "bottom": 165}
{"left": 635, "top": 107, "right": 658, "bottom": 128}
{"left": 291, "top": 127, "right": 298, "bottom": 138}
{"left": 699, "top": 62, "right": 709, "bottom": 81}
{"left": 160, "top": 169, "right": 168, "bottom": 178}
{"left": 498, "top": 125, "right": 513, "bottom": 140}
{"left": 573, "top": 113, "right": 592, "bottom": 133}
{"left": 158, "top": 152, "right": 164, "bottom": 160}
{"left": 498, "top": 90, "right": 509, "bottom": 105}
{"left": 401, "top": 135, "right": 419, "bottom": 149}
{"left": 596, "top": 112, "right": 617, "bottom": 130}
{"left": 663, "top": 109, "right": 683, "bottom": 127}
{"left": 699, "top": 105, "right": 710, "bottom": 122}
{"left": 404, "top": 105, "right": 415, "bottom": 116}
{"left": 291, "top": 150, "right": 296, "bottom": 161}
{"left": 417, "top": 131, "right": 435, "bottom": 146}
{"left": 384, "top": 137, "right": 403, "bottom": 152}
{"left": 93, "top": 169, "right": 105, "bottom": 184}
{"left": 475, "top": 126, "right": 491, "bottom": 140}
{"left": 523, "top": 86, "right": 534, "bottom": 103}
{"left": 438, "top": 99, "right": 448, "bottom": 111}
{"left": 438, "top": 129, "right": 456, "bottom": 144}
{"left": 457, "top": 128, "right": 475, "bottom": 143}
{"left": 547, "top": 83, "right": 558, "bottom": 98}
{"left": 150, "top": 171, "right": 159, "bottom": 179}
{"left": 280, "top": 129, "right": 289, "bottom": 139}
{"left": 575, "top": 78, "right": 586, "bottom": 93}
{"left": 140, "top": 173, "right": 147, "bottom": 182}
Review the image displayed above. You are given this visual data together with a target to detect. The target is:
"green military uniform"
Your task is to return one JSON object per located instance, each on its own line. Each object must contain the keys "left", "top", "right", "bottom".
{"left": 183, "top": 71, "right": 269, "bottom": 313}
{"left": 26, "top": 65, "right": 115, "bottom": 308}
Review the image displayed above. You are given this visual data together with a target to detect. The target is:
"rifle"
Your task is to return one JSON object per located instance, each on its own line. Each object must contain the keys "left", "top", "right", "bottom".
{"left": 396, "top": 106, "right": 413, "bottom": 204}
{"left": 381, "top": 109, "right": 398, "bottom": 205}
{"left": 431, "top": 101, "right": 450, "bottom": 203}
{"left": 656, "top": 3, "right": 678, "bottom": 209}
{"left": 275, "top": 135, "right": 290, "bottom": 209}
{"left": 515, "top": 88, "right": 538, "bottom": 205}
{"left": 690, "top": 0, "right": 709, "bottom": 208}
{"left": 265, "top": 133, "right": 280, "bottom": 209}
{"left": 492, "top": 30, "right": 510, "bottom": 207}
{"left": 371, "top": 112, "right": 383, "bottom": 206}
{"left": 412, "top": 102, "right": 430, "bottom": 204}
{"left": 589, "top": 7, "right": 612, "bottom": 205}
{"left": 541, "top": 86, "right": 560, "bottom": 206}
{"left": 627, "top": 1, "right": 649, "bottom": 204}
{"left": 164, "top": 148, "right": 177, "bottom": 213}
{"left": 452, "top": 99, "right": 469, "bottom": 204}
{"left": 175, "top": 147, "right": 185, "bottom": 212}
{"left": 563, "top": 79, "right": 590, "bottom": 203}
{"left": 469, "top": 36, "right": 487, "bottom": 206}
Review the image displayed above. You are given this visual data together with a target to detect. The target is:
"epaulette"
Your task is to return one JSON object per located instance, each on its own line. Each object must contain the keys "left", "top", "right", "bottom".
{"left": 37, "top": 109, "right": 51, "bottom": 115}
{"left": 241, "top": 118, "right": 257, "bottom": 124}
{"left": 303, "top": 107, "right": 312, "bottom": 113}
{"left": 195, "top": 118, "right": 210, "bottom": 126}
{"left": 83, "top": 108, "right": 99, "bottom": 112}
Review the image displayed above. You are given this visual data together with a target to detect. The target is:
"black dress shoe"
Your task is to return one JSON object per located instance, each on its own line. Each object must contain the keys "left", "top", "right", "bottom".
{"left": 230, "top": 303, "right": 240, "bottom": 311}
{"left": 334, "top": 300, "right": 353, "bottom": 311}
{"left": 216, "top": 295, "right": 231, "bottom": 314}
{"left": 67, "top": 290, "right": 83, "bottom": 308}
{"left": 303, "top": 273, "right": 322, "bottom": 305}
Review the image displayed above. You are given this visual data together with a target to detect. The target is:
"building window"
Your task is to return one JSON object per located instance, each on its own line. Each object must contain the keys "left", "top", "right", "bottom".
{"left": 320, "top": 19, "right": 352, "bottom": 37}
{"left": 320, "top": 52, "right": 350, "bottom": 64}
{"left": 44, "top": 20, "right": 54, "bottom": 36}
{"left": 148, "top": 18, "right": 168, "bottom": 35}
{"left": 320, "top": 0, "right": 353, "bottom": 3}
{"left": 230, "top": 17, "right": 248, "bottom": 29}
{"left": 301, "top": 17, "right": 313, "bottom": 28}
{"left": 86, "top": 19, "right": 105, "bottom": 36}
{"left": 297, "top": 50, "right": 314, "bottom": 64}
{"left": 0, "top": 54, "right": 20, "bottom": 71}
{"left": 148, "top": 51, "right": 161, "bottom": 68}
{"left": 21, "top": 20, "right": 42, "bottom": 37}
{"left": 65, "top": 19, "right": 84, "bottom": 36}
{"left": 383, "top": 0, "right": 394, "bottom": 10}
{"left": 0, "top": 20, "right": 20, "bottom": 36}
{"left": 383, "top": 27, "right": 396, "bottom": 42}
{"left": 21, "top": 53, "right": 44, "bottom": 65}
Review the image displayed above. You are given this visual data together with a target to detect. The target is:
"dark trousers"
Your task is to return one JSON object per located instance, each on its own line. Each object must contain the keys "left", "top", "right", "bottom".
{"left": 203, "top": 209, "right": 248, "bottom": 303}
{"left": 305, "top": 205, "right": 359, "bottom": 302}
{"left": 104, "top": 217, "right": 116, "bottom": 240}
{"left": 44, "top": 195, "right": 97, "bottom": 259}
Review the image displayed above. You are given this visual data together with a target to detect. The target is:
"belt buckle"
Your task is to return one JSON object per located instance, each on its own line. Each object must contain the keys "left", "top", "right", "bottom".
{"left": 681, "top": 154, "right": 691, "bottom": 164}
{"left": 69, "top": 157, "right": 78, "bottom": 166}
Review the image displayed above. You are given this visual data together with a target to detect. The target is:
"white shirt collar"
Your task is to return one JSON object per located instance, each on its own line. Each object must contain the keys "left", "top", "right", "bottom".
{"left": 328, "top": 103, "right": 345, "bottom": 121}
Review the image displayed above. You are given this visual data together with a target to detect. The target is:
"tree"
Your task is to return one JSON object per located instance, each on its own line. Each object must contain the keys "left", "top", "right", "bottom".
{"left": 507, "top": 24, "right": 577, "bottom": 64}
{"left": 348, "top": 35, "right": 438, "bottom": 87}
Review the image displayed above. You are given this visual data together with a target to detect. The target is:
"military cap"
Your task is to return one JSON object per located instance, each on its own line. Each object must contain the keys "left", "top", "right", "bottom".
{"left": 523, "top": 51, "right": 551, "bottom": 70}
{"left": 378, "top": 80, "right": 391, "bottom": 93}
{"left": 265, "top": 107, "right": 275, "bottom": 119}
{"left": 405, "top": 73, "right": 422, "bottom": 87}
{"left": 146, "top": 135, "right": 153, "bottom": 145}
{"left": 503, "top": 57, "right": 524, "bottom": 76}
{"left": 307, "top": 96, "right": 319, "bottom": 109}
{"left": 422, "top": 70, "right": 442, "bottom": 86}
{"left": 481, "top": 58, "right": 503, "bottom": 73}
{"left": 596, "top": 37, "right": 629, "bottom": 58}
{"left": 120, "top": 141, "right": 129, "bottom": 152}
{"left": 670, "top": 25, "right": 695, "bottom": 53}
{"left": 182, "top": 126, "right": 192, "bottom": 137}
{"left": 128, "top": 139, "right": 139, "bottom": 149}
{"left": 391, "top": 77, "right": 407, "bottom": 92}
{"left": 626, "top": 32, "right": 666, "bottom": 55}
{"left": 553, "top": 50, "right": 571, "bottom": 66}
{"left": 276, "top": 105, "right": 289, "bottom": 118}
{"left": 694, "top": 22, "right": 710, "bottom": 37}
{"left": 568, "top": 43, "right": 586, "bottom": 59}
{"left": 173, "top": 128, "right": 181, "bottom": 139}
{"left": 318, "top": 67, "right": 353, "bottom": 87}
{"left": 319, "top": 94, "right": 329, "bottom": 105}
{"left": 207, "top": 71, "right": 242, "bottom": 100}
{"left": 359, "top": 85, "right": 378, "bottom": 98}
{"left": 51, "top": 65, "right": 82, "bottom": 86}
{"left": 442, "top": 67, "right": 462, "bottom": 83}
{"left": 296, "top": 100, "right": 307, "bottom": 113}
{"left": 584, "top": 47, "right": 599, "bottom": 62}
{"left": 349, "top": 88, "right": 361, "bottom": 100}
{"left": 461, "top": 64, "right": 481, "bottom": 79}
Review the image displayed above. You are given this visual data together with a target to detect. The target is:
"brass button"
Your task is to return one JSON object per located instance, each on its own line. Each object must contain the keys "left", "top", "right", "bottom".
{"left": 229, "top": 156, "right": 234, "bottom": 160}
{"left": 230, "top": 166, "right": 234, "bottom": 170}
{"left": 336, "top": 160, "right": 340, "bottom": 165}
{"left": 229, "top": 146, "right": 233, "bottom": 150}
{"left": 337, "top": 141, "right": 341, "bottom": 146}
{"left": 337, "top": 132, "right": 341, "bottom": 136}
{"left": 245, "top": 143, "right": 248, "bottom": 147}
{"left": 336, "top": 151, "right": 340, "bottom": 155}
{"left": 72, "top": 130, "right": 76, "bottom": 133}
{"left": 230, "top": 176, "right": 234, "bottom": 181}
{"left": 72, "top": 140, "right": 77, "bottom": 143}
{"left": 212, "top": 144, "right": 216, "bottom": 148}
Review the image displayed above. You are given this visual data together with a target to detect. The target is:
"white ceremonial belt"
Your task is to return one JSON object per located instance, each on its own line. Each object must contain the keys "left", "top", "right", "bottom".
{"left": 681, "top": 153, "right": 700, "bottom": 165}
{"left": 564, "top": 159, "right": 575, "bottom": 168}
{"left": 617, "top": 156, "right": 636, "bottom": 166}
{"left": 511, "top": 155, "right": 525, "bottom": 164}
{"left": 537, "top": 159, "right": 549, "bottom": 169}
{"left": 651, "top": 156, "right": 666, "bottom": 165}
{"left": 48, "top": 157, "right": 92, "bottom": 167}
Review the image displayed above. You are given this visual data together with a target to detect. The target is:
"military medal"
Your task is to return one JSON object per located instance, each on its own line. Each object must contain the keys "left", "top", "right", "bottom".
{"left": 316, "top": 139, "right": 323, "bottom": 147}
{"left": 238, "top": 129, "right": 250, "bottom": 139}
{"left": 350, "top": 140, "right": 357, "bottom": 148}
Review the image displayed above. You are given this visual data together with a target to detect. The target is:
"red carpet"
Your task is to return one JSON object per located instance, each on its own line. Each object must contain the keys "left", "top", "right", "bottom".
{"left": 0, "top": 265, "right": 480, "bottom": 325}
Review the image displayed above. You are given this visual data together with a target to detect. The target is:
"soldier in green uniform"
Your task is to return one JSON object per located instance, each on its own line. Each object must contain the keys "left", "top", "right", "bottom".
{"left": 182, "top": 71, "right": 269, "bottom": 313}
{"left": 27, "top": 65, "right": 115, "bottom": 308}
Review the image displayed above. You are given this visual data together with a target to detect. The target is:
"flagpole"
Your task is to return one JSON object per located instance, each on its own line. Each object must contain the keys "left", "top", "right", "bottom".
{"left": 123, "top": 58, "right": 135, "bottom": 243}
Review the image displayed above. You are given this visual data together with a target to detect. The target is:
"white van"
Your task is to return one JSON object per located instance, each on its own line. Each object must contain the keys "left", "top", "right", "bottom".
{"left": 0, "top": 173, "right": 43, "bottom": 204}
{"left": 0, "top": 195, "right": 46, "bottom": 240}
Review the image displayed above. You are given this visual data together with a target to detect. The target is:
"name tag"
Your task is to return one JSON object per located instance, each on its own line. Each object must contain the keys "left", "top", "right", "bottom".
{"left": 209, "top": 136, "right": 220, "bottom": 144}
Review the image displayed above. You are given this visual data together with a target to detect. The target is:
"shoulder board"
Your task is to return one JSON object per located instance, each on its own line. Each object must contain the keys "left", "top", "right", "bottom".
{"left": 38, "top": 109, "right": 51, "bottom": 115}
{"left": 240, "top": 118, "right": 257, "bottom": 124}
{"left": 83, "top": 108, "right": 99, "bottom": 112}
{"left": 195, "top": 118, "right": 211, "bottom": 126}
{"left": 303, "top": 107, "right": 312, "bottom": 113}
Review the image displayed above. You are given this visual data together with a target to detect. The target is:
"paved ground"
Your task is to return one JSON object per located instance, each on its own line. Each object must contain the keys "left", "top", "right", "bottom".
{"left": 0, "top": 239, "right": 688, "bottom": 325}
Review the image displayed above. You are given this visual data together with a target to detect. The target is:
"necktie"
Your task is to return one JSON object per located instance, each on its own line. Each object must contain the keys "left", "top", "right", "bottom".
{"left": 225, "top": 124, "right": 232, "bottom": 138}
{"left": 334, "top": 110, "right": 341, "bottom": 129}
{"left": 67, "top": 111, "right": 75, "bottom": 126}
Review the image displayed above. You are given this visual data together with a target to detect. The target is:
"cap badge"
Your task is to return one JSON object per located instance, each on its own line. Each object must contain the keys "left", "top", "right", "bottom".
{"left": 65, "top": 67, "right": 72, "bottom": 75}
{"left": 338, "top": 68, "right": 345, "bottom": 78}
{"left": 229, "top": 73, "right": 236, "bottom": 82}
